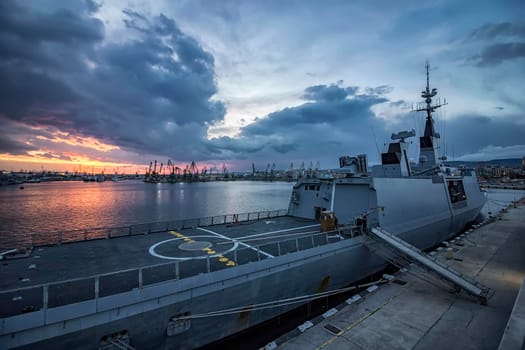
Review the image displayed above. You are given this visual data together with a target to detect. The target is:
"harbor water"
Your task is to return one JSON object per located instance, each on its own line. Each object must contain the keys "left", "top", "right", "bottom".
{"left": 0, "top": 181, "right": 293, "bottom": 251}
{"left": 0, "top": 181, "right": 523, "bottom": 251}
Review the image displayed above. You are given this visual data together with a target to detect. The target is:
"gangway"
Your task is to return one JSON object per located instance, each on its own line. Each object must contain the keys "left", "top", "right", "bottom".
{"left": 367, "top": 227, "right": 493, "bottom": 305}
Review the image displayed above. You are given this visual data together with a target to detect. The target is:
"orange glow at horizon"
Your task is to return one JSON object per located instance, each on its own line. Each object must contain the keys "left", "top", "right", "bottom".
{"left": 0, "top": 153, "right": 238, "bottom": 174}
{"left": 0, "top": 153, "right": 144, "bottom": 174}
{"left": 35, "top": 132, "right": 120, "bottom": 152}
{"left": 0, "top": 132, "right": 237, "bottom": 174}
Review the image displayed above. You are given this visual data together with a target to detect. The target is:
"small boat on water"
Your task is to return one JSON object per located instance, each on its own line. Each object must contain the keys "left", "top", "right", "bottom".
{"left": 0, "top": 64, "right": 486, "bottom": 350}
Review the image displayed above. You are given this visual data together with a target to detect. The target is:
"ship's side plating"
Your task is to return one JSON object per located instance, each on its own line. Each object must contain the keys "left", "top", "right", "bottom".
{"left": 7, "top": 237, "right": 385, "bottom": 350}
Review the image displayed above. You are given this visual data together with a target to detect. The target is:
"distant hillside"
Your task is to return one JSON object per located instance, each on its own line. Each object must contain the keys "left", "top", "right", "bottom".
{"left": 446, "top": 158, "right": 522, "bottom": 168}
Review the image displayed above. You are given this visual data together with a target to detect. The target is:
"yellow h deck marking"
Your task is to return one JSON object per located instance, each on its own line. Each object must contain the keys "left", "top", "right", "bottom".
{"left": 168, "top": 230, "right": 236, "bottom": 268}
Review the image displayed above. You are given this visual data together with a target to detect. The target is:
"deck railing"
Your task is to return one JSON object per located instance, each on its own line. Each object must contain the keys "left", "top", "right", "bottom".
{"left": 24, "top": 209, "right": 289, "bottom": 250}
{"left": 0, "top": 228, "right": 346, "bottom": 319}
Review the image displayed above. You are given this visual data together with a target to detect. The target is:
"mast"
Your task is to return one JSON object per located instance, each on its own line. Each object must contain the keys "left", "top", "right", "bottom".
{"left": 413, "top": 61, "right": 447, "bottom": 168}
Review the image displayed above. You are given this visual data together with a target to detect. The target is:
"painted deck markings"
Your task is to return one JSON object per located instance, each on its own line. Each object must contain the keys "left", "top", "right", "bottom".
{"left": 237, "top": 224, "right": 320, "bottom": 240}
{"left": 148, "top": 232, "right": 238, "bottom": 262}
{"left": 196, "top": 227, "right": 275, "bottom": 258}
{"left": 169, "top": 230, "right": 236, "bottom": 267}
{"left": 150, "top": 223, "right": 313, "bottom": 263}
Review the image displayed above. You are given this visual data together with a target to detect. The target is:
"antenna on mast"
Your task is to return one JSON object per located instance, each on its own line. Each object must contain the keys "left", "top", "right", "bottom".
{"left": 412, "top": 61, "right": 449, "bottom": 168}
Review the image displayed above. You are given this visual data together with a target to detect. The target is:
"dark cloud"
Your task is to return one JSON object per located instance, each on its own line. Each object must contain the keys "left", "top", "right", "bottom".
{"left": 365, "top": 85, "right": 393, "bottom": 95}
{"left": 466, "top": 22, "right": 525, "bottom": 41}
{"left": 302, "top": 83, "right": 358, "bottom": 102}
{"left": 390, "top": 100, "right": 409, "bottom": 108}
{"left": 207, "top": 83, "right": 389, "bottom": 166}
{"left": 245, "top": 92, "right": 386, "bottom": 134}
{"left": 206, "top": 136, "right": 265, "bottom": 155}
{"left": 474, "top": 42, "right": 525, "bottom": 66}
{"left": 0, "top": 0, "right": 104, "bottom": 45}
{"left": 35, "top": 152, "right": 73, "bottom": 161}
{"left": 271, "top": 143, "right": 297, "bottom": 154}
{"left": 0, "top": 1, "right": 225, "bottom": 162}
{"left": 0, "top": 136, "right": 37, "bottom": 155}
{"left": 463, "top": 22, "right": 525, "bottom": 67}
{"left": 419, "top": 114, "right": 525, "bottom": 160}
{"left": 85, "top": 0, "right": 102, "bottom": 14}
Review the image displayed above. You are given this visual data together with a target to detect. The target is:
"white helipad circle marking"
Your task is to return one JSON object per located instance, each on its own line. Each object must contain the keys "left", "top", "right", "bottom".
{"left": 148, "top": 235, "right": 239, "bottom": 260}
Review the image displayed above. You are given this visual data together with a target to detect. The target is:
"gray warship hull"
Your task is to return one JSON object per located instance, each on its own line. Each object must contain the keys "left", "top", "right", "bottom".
{"left": 1, "top": 172, "right": 485, "bottom": 349}
{"left": 9, "top": 236, "right": 385, "bottom": 350}
{"left": 0, "top": 63, "right": 487, "bottom": 349}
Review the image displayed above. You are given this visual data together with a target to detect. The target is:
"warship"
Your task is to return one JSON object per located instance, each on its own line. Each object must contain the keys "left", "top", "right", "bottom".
{"left": 0, "top": 64, "right": 486, "bottom": 349}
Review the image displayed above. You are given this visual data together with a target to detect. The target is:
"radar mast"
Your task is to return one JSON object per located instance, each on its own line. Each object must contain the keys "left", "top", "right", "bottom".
{"left": 413, "top": 62, "right": 447, "bottom": 168}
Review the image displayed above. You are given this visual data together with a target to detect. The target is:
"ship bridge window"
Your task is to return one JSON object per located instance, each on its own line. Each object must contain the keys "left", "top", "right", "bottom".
{"left": 387, "top": 143, "right": 401, "bottom": 153}
{"left": 448, "top": 180, "right": 467, "bottom": 203}
{"left": 420, "top": 136, "right": 434, "bottom": 148}
{"left": 381, "top": 152, "right": 401, "bottom": 165}
{"left": 305, "top": 184, "right": 320, "bottom": 191}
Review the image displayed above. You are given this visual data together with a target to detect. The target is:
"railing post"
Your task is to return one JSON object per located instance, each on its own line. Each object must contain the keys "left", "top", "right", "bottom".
{"left": 31, "top": 233, "right": 35, "bottom": 249}
{"left": 295, "top": 238, "right": 299, "bottom": 252}
{"left": 43, "top": 284, "right": 48, "bottom": 322}
{"left": 84, "top": 230, "right": 87, "bottom": 241}
{"left": 95, "top": 276, "right": 99, "bottom": 311}
{"left": 257, "top": 246, "right": 261, "bottom": 261}
{"left": 211, "top": 216, "right": 214, "bottom": 225}
{"left": 206, "top": 256, "right": 211, "bottom": 273}
{"left": 233, "top": 249, "right": 238, "bottom": 265}
{"left": 311, "top": 235, "right": 315, "bottom": 248}
{"left": 138, "top": 268, "right": 143, "bottom": 288}
{"left": 175, "top": 261, "right": 180, "bottom": 280}
{"left": 277, "top": 242, "right": 281, "bottom": 256}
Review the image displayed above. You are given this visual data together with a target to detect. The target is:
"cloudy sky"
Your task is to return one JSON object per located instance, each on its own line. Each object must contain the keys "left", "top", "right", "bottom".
{"left": 0, "top": 0, "right": 524, "bottom": 173}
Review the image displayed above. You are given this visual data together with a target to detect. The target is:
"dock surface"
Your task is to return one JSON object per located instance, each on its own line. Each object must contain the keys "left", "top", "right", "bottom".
{"left": 277, "top": 203, "right": 525, "bottom": 350}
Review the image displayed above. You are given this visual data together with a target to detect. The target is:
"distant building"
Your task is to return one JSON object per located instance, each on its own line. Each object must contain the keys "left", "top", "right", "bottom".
{"left": 522, "top": 156, "right": 525, "bottom": 170}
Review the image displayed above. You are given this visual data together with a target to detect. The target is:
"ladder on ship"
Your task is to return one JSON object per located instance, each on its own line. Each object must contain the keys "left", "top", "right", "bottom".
{"left": 365, "top": 227, "right": 494, "bottom": 305}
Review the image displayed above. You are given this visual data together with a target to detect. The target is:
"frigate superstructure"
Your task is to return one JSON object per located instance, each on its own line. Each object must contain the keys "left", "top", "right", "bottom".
{"left": 289, "top": 62, "right": 485, "bottom": 246}
{"left": 0, "top": 64, "right": 486, "bottom": 349}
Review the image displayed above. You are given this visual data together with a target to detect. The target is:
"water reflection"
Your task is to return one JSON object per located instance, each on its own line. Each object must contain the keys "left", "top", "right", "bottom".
{"left": 0, "top": 183, "right": 523, "bottom": 251}
{"left": 0, "top": 181, "right": 294, "bottom": 249}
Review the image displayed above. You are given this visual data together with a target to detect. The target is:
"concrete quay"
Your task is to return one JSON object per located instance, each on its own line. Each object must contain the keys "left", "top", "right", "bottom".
{"left": 498, "top": 276, "right": 525, "bottom": 350}
{"left": 275, "top": 201, "right": 525, "bottom": 350}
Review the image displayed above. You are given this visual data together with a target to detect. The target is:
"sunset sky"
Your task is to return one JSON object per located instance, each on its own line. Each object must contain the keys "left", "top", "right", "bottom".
{"left": 1, "top": 0, "right": 524, "bottom": 174}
